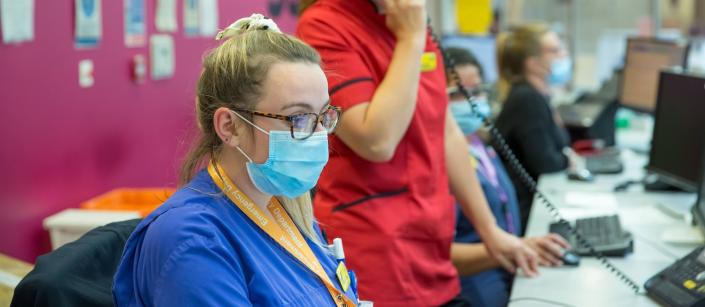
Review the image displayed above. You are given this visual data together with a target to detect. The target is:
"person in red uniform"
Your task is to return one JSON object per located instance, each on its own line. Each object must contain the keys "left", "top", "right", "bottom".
{"left": 297, "top": 1, "right": 539, "bottom": 306}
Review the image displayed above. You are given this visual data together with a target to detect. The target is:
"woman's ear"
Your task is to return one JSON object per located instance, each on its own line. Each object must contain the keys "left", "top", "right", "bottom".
{"left": 525, "top": 56, "right": 537, "bottom": 75}
{"left": 526, "top": 56, "right": 547, "bottom": 77}
{"left": 213, "top": 107, "right": 241, "bottom": 147}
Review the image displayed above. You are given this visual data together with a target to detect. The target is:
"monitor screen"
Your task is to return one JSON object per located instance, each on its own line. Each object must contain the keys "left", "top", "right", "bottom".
{"left": 647, "top": 70, "right": 705, "bottom": 191}
{"left": 619, "top": 38, "right": 689, "bottom": 113}
{"left": 442, "top": 35, "right": 499, "bottom": 84}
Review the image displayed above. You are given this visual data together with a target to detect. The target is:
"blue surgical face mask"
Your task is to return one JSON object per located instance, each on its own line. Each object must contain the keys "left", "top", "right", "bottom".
{"left": 231, "top": 111, "right": 329, "bottom": 198}
{"left": 449, "top": 97, "right": 491, "bottom": 135}
{"left": 548, "top": 57, "right": 572, "bottom": 86}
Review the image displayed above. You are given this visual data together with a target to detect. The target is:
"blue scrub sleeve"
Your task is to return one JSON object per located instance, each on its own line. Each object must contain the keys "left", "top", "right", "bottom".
{"left": 151, "top": 235, "right": 251, "bottom": 306}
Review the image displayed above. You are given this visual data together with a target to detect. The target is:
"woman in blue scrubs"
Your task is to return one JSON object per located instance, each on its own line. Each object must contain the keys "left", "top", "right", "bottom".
{"left": 445, "top": 47, "right": 571, "bottom": 307}
{"left": 113, "top": 14, "right": 357, "bottom": 307}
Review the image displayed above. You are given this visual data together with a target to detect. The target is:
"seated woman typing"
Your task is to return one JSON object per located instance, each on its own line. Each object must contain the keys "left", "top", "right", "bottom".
{"left": 445, "top": 47, "right": 571, "bottom": 307}
{"left": 112, "top": 14, "right": 357, "bottom": 307}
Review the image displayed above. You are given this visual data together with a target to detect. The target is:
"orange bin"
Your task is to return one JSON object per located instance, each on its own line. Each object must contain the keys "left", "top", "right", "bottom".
{"left": 80, "top": 188, "right": 176, "bottom": 217}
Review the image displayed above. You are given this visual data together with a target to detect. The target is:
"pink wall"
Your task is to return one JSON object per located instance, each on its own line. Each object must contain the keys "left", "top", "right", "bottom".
{"left": 0, "top": 0, "right": 299, "bottom": 262}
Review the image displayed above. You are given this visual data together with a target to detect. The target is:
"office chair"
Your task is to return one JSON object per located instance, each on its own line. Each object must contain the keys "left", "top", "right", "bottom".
{"left": 11, "top": 219, "right": 141, "bottom": 307}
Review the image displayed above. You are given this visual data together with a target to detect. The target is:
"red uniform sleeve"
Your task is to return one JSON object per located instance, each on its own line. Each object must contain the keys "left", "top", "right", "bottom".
{"left": 296, "top": 16, "right": 377, "bottom": 110}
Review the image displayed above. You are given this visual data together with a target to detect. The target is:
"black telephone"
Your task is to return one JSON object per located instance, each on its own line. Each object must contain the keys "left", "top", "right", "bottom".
{"left": 644, "top": 154, "right": 705, "bottom": 307}
{"left": 645, "top": 246, "right": 705, "bottom": 307}
{"left": 426, "top": 21, "right": 642, "bottom": 294}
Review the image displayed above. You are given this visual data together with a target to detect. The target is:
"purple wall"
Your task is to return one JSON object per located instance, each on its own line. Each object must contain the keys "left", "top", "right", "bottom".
{"left": 0, "top": 0, "right": 298, "bottom": 262}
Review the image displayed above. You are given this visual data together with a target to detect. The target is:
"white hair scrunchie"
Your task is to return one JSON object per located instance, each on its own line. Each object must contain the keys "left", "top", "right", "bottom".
{"left": 215, "top": 13, "right": 281, "bottom": 41}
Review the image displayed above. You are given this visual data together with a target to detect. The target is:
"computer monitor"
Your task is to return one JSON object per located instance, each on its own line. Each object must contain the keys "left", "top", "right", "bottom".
{"left": 647, "top": 70, "right": 705, "bottom": 191}
{"left": 619, "top": 38, "right": 689, "bottom": 113}
{"left": 442, "top": 35, "right": 499, "bottom": 84}
{"left": 691, "top": 154, "right": 705, "bottom": 237}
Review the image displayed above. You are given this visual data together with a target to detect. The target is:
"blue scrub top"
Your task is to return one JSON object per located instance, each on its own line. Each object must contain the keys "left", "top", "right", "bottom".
{"left": 113, "top": 169, "right": 357, "bottom": 306}
{"left": 454, "top": 141, "right": 522, "bottom": 307}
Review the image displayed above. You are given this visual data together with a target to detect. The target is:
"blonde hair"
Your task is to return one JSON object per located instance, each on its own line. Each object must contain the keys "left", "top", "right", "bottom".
{"left": 180, "top": 14, "right": 323, "bottom": 242}
{"left": 496, "top": 23, "right": 550, "bottom": 102}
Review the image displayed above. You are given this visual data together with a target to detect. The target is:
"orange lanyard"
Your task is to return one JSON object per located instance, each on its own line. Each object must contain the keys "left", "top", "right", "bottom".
{"left": 207, "top": 162, "right": 356, "bottom": 307}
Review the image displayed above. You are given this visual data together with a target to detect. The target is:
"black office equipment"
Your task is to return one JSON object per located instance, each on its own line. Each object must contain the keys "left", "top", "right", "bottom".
{"left": 619, "top": 38, "right": 689, "bottom": 113}
{"left": 434, "top": 25, "right": 642, "bottom": 293}
{"left": 644, "top": 152, "right": 705, "bottom": 306}
{"left": 645, "top": 246, "right": 705, "bottom": 307}
{"left": 647, "top": 70, "right": 705, "bottom": 192}
{"left": 549, "top": 215, "right": 634, "bottom": 257}
{"left": 559, "top": 71, "right": 622, "bottom": 147}
{"left": 585, "top": 147, "right": 624, "bottom": 174}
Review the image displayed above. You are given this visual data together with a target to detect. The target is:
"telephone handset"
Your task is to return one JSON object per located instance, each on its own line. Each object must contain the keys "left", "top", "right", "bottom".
{"left": 425, "top": 20, "right": 642, "bottom": 294}
{"left": 645, "top": 246, "right": 705, "bottom": 307}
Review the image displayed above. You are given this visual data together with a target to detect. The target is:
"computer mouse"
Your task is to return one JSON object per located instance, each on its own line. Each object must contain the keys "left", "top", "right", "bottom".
{"left": 562, "top": 251, "right": 581, "bottom": 266}
{"left": 613, "top": 181, "right": 632, "bottom": 192}
{"left": 566, "top": 169, "right": 595, "bottom": 182}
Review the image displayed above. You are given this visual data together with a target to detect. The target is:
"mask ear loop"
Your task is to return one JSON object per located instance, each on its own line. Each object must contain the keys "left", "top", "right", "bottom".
{"left": 229, "top": 110, "right": 269, "bottom": 163}
{"left": 234, "top": 145, "right": 254, "bottom": 163}
{"left": 230, "top": 110, "right": 270, "bottom": 135}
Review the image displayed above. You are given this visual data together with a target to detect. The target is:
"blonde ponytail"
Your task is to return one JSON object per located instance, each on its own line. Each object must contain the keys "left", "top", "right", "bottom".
{"left": 276, "top": 193, "right": 320, "bottom": 244}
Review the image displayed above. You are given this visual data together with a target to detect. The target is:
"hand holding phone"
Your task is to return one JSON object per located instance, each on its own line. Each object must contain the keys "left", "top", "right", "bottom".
{"left": 383, "top": 0, "right": 427, "bottom": 43}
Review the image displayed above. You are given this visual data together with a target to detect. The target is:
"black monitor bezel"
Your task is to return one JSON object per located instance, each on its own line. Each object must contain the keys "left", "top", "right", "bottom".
{"left": 646, "top": 70, "right": 705, "bottom": 192}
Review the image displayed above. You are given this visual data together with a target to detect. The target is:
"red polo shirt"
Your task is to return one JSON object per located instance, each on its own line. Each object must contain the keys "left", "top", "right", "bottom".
{"left": 297, "top": 1, "right": 459, "bottom": 306}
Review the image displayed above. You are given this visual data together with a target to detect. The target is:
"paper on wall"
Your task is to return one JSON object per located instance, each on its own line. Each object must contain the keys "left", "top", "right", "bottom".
{"left": 0, "top": 0, "right": 35, "bottom": 44}
{"left": 184, "top": 0, "right": 199, "bottom": 36}
{"left": 155, "top": 0, "right": 177, "bottom": 32}
{"left": 198, "top": 0, "right": 218, "bottom": 37}
{"left": 75, "top": 0, "right": 102, "bottom": 48}
{"left": 150, "top": 34, "right": 174, "bottom": 80}
{"left": 125, "top": 0, "right": 146, "bottom": 47}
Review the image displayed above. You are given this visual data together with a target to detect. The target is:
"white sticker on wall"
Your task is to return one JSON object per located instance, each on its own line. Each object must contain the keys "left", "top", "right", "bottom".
{"left": 150, "top": 34, "right": 174, "bottom": 80}
{"left": 79, "top": 59, "right": 94, "bottom": 88}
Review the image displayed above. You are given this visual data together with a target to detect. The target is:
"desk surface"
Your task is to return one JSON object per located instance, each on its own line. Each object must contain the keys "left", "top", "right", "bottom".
{"left": 509, "top": 150, "right": 701, "bottom": 307}
{"left": 0, "top": 253, "right": 33, "bottom": 307}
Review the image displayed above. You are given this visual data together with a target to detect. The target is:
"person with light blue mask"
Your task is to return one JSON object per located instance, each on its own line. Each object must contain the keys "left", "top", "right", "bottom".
{"left": 113, "top": 15, "right": 359, "bottom": 307}
{"left": 445, "top": 47, "right": 571, "bottom": 307}
{"left": 494, "top": 24, "right": 576, "bottom": 234}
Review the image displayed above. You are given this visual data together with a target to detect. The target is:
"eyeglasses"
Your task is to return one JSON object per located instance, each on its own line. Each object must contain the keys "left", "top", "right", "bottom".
{"left": 233, "top": 104, "right": 342, "bottom": 140}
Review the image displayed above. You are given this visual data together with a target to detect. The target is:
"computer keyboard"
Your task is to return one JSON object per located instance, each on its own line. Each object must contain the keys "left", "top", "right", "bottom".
{"left": 549, "top": 215, "right": 634, "bottom": 257}
{"left": 585, "top": 152, "right": 624, "bottom": 174}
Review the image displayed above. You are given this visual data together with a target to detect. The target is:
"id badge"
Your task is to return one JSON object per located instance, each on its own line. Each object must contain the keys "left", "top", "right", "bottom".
{"left": 421, "top": 51, "right": 437, "bottom": 72}
{"left": 335, "top": 262, "right": 351, "bottom": 292}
